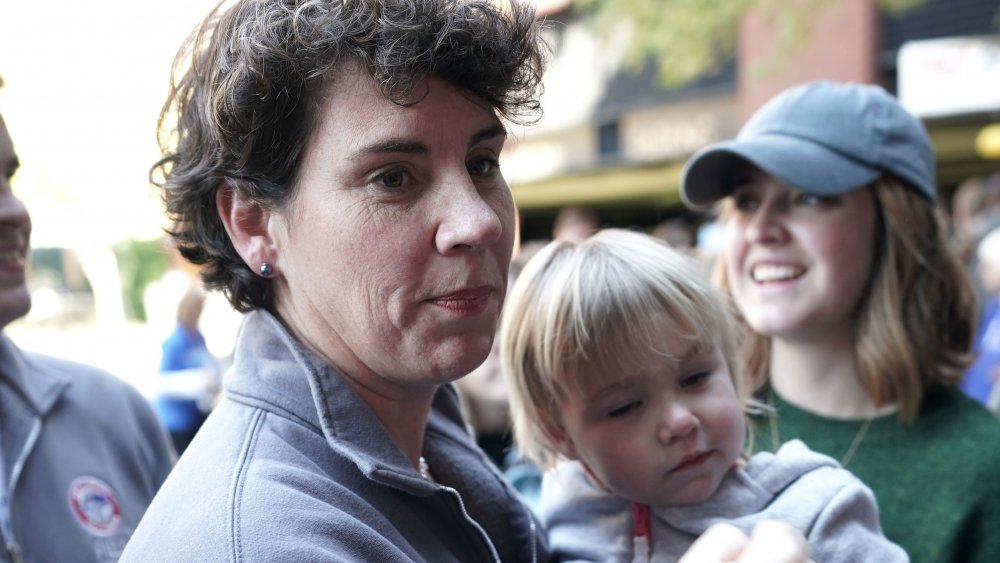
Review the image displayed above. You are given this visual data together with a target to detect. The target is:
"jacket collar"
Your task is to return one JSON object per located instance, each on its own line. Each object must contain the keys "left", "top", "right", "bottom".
{"left": 226, "top": 310, "right": 459, "bottom": 488}
{"left": 227, "top": 311, "right": 539, "bottom": 561}
{"left": 0, "top": 332, "right": 70, "bottom": 415}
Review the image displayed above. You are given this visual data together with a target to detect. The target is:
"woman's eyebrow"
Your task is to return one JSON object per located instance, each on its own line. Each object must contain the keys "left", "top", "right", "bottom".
{"left": 348, "top": 125, "right": 506, "bottom": 161}
{"left": 468, "top": 124, "right": 507, "bottom": 149}
{"left": 352, "top": 139, "right": 429, "bottom": 160}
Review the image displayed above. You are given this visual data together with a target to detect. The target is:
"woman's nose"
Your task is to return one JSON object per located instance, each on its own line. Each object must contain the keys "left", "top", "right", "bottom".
{"left": 435, "top": 177, "right": 507, "bottom": 255}
{"left": 743, "top": 203, "right": 788, "bottom": 245}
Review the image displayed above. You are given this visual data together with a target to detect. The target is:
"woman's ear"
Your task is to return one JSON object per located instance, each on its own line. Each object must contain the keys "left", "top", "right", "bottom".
{"left": 216, "top": 180, "right": 275, "bottom": 273}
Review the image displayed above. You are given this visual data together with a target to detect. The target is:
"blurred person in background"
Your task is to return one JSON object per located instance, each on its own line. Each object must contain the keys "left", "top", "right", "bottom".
{"left": 154, "top": 286, "right": 220, "bottom": 454}
{"left": 453, "top": 314, "right": 510, "bottom": 466}
{"left": 950, "top": 174, "right": 1000, "bottom": 312}
{"left": 682, "top": 80, "right": 1000, "bottom": 562}
{"left": 0, "top": 76, "right": 174, "bottom": 562}
{"left": 455, "top": 238, "right": 547, "bottom": 471}
{"left": 552, "top": 205, "right": 600, "bottom": 242}
{"left": 120, "top": 1, "right": 812, "bottom": 561}
{"left": 650, "top": 216, "right": 696, "bottom": 255}
{"left": 950, "top": 174, "right": 1000, "bottom": 273}
{"left": 962, "top": 225, "right": 1000, "bottom": 413}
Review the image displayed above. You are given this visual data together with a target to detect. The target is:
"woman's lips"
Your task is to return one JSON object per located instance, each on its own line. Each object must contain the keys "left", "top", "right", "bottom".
{"left": 430, "top": 286, "right": 493, "bottom": 315}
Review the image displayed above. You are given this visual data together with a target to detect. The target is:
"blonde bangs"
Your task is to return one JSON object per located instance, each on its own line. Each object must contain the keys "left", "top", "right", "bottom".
{"left": 501, "top": 229, "right": 746, "bottom": 467}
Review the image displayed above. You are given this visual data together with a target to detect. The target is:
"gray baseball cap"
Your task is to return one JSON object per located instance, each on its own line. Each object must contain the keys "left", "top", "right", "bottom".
{"left": 680, "top": 81, "right": 936, "bottom": 208}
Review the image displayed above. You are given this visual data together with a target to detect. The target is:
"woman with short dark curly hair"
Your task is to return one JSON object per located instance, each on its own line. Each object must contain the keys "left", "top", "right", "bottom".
{"left": 155, "top": 0, "right": 545, "bottom": 313}
{"left": 123, "top": 1, "right": 549, "bottom": 560}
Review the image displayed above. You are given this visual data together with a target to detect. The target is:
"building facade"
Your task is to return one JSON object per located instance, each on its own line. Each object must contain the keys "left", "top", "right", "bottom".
{"left": 508, "top": 0, "right": 1000, "bottom": 239}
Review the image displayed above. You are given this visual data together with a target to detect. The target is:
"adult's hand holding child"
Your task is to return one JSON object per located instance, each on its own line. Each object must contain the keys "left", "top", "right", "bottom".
{"left": 679, "top": 521, "right": 811, "bottom": 563}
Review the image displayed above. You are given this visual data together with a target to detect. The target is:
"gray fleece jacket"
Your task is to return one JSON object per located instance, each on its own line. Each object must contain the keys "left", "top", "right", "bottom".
{"left": 0, "top": 333, "right": 174, "bottom": 563}
{"left": 541, "top": 440, "right": 908, "bottom": 562}
{"left": 121, "top": 310, "right": 545, "bottom": 562}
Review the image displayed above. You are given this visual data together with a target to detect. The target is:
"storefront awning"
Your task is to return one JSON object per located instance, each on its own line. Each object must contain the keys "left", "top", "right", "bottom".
{"left": 511, "top": 118, "right": 999, "bottom": 212}
{"left": 511, "top": 160, "right": 686, "bottom": 210}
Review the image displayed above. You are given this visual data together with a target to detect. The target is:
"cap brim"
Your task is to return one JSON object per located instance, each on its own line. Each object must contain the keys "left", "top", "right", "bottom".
{"left": 680, "top": 134, "right": 881, "bottom": 209}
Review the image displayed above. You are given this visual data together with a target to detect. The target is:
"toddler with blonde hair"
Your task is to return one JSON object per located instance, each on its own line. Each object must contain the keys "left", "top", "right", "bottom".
{"left": 501, "top": 228, "right": 906, "bottom": 562}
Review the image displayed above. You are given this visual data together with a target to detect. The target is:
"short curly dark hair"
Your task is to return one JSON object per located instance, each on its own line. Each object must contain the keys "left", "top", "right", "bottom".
{"left": 153, "top": 0, "right": 547, "bottom": 312}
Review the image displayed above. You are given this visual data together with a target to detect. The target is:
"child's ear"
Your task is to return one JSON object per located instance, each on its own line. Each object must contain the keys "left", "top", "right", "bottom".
{"left": 540, "top": 414, "right": 578, "bottom": 460}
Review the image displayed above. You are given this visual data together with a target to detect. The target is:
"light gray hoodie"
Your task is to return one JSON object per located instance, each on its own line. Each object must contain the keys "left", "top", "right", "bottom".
{"left": 541, "top": 440, "right": 908, "bottom": 562}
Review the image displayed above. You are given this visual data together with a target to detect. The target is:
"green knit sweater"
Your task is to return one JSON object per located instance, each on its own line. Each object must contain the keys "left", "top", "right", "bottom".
{"left": 752, "top": 389, "right": 1000, "bottom": 563}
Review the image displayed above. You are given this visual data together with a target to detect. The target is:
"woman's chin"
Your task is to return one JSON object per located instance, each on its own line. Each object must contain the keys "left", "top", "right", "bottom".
{"left": 427, "top": 342, "right": 496, "bottom": 381}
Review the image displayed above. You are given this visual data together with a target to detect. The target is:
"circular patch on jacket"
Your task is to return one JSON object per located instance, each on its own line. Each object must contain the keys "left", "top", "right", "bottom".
{"left": 68, "top": 476, "right": 122, "bottom": 536}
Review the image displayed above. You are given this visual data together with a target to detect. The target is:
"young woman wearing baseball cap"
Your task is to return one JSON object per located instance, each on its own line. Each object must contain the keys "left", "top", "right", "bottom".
{"left": 681, "top": 81, "right": 1000, "bottom": 562}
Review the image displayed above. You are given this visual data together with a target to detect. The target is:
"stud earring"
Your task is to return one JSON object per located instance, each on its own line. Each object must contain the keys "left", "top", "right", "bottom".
{"left": 259, "top": 262, "right": 273, "bottom": 278}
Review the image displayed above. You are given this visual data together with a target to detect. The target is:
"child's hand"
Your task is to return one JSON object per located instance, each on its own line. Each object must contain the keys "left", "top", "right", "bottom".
{"left": 678, "top": 520, "right": 812, "bottom": 563}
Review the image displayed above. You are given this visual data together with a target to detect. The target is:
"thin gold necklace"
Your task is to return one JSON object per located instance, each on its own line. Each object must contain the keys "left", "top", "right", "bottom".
{"left": 767, "top": 395, "right": 874, "bottom": 468}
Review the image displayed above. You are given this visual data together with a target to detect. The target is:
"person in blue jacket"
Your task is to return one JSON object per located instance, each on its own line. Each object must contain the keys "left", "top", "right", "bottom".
{"left": 963, "top": 225, "right": 1000, "bottom": 412}
{"left": 0, "top": 77, "right": 174, "bottom": 563}
{"left": 155, "top": 288, "right": 219, "bottom": 453}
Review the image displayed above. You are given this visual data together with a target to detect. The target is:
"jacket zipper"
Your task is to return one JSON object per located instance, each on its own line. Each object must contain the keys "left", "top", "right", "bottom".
{"left": 4, "top": 419, "right": 41, "bottom": 563}
{"left": 440, "top": 486, "right": 503, "bottom": 562}
{"left": 440, "top": 484, "right": 541, "bottom": 563}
